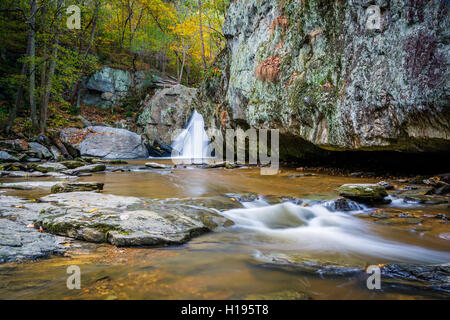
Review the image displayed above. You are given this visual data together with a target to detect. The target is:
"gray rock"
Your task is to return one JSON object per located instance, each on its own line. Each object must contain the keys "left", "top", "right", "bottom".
{"left": 145, "top": 162, "right": 168, "bottom": 169}
{"left": 59, "top": 160, "right": 85, "bottom": 169}
{"left": 137, "top": 84, "right": 199, "bottom": 148}
{"left": 0, "top": 139, "right": 29, "bottom": 152}
{"left": 254, "top": 252, "right": 364, "bottom": 277}
{"left": 380, "top": 264, "right": 450, "bottom": 296}
{"left": 34, "top": 162, "right": 67, "bottom": 173}
{"left": 86, "top": 67, "right": 131, "bottom": 93}
{"left": 51, "top": 182, "right": 104, "bottom": 193}
{"left": 36, "top": 192, "right": 233, "bottom": 247}
{"left": 337, "top": 184, "right": 389, "bottom": 204}
{"left": 28, "top": 142, "right": 52, "bottom": 159}
{"left": 0, "top": 220, "right": 66, "bottom": 264}
{"left": 60, "top": 126, "right": 149, "bottom": 159}
{"left": 63, "top": 163, "right": 106, "bottom": 175}
{"left": 244, "top": 290, "right": 310, "bottom": 300}
{"left": 323, "top": 198, "right": 363, "bottom": 212}
{"left": 0, "top": 151, "right": 18, "bottom": 162}
{"left": 50, "top": 146, "right": 63, "bottom": 161}
{"left": 200, "top": 0, "right": 450, "bottom": 158}
{"left": 0, "top": 195, "right": 68, "bottom": 264}
{"left": 377, "top": 181, "right": 395, "bottom": 190}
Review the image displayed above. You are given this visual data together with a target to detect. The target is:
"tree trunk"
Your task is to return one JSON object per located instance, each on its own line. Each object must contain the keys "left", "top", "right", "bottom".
{"left": 6, "top": 23, "right": 32, "bottom": 133}
{"left": 70, "top": 0, "right": 100, "bottom": 111}
{"left": 198, "top": 0, "right": 207, "bottom": 69}
{"left": 29, "top": 0, "right": 37, "bottom": 130}
{"left": 40, "top": 0, "right": 63, "bottom": 135}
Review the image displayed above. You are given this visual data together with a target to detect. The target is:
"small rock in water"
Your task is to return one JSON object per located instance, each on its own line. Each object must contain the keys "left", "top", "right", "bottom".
{"left": 377, "top": 181, "right": 394, "bottom": 190}
{"left": 51, "top": 182, "right": 104, "bottom": 193}
{"left": 350, "top": 172, "right": 363, "bottom": 177}
{"left": 63, "top": 163, "right": 106, "bottom": 175}
{"left": 33, "top": 162, "right": 68, "bottom": 173}
{"left": 323, "top": 198, "right": 363, "bottom": 212}
{"left": 439, "top": 232, "right": 450, "bottom": 240}
{"left": 145, "top": 162, "right": 168, "bottom": 169}
{"left": 337, "top": 184, "right": 389, "bottom": 204}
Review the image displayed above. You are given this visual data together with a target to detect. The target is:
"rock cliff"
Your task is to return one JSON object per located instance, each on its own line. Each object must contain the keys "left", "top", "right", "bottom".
{"left": 200, "top": 0, "right": 450, "bottom": 160}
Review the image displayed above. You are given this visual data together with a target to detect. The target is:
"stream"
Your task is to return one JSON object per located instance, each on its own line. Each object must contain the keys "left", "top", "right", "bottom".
{"left": 0, "top": 160, "right": 449, "bottom": 300}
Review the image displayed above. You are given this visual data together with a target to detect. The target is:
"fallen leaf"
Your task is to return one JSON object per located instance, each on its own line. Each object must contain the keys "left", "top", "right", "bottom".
{"left": 89, "top": 208, "right": 99, "bottom": 213}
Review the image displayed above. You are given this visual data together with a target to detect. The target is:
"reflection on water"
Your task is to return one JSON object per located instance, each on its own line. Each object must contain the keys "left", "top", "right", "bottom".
{"left": 0, "top": 160, "right": 449, "bottom": 300}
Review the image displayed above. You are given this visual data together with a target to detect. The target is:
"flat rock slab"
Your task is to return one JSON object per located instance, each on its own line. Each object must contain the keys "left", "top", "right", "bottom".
{"left": 0, "top": 195, "right": 67, "bottom": 264}
{"left": 28, "top": 142, "right": 52, "bottom": 159}
{"left": 0, "top": 220, "right": 66, "bottom": 264}
{"left": 51, "top": 182, "right": 104, "bottom": 193}
{"left": 36, "top": 192, "right": 234, "bottom": 247}
{"left": 254, "top": 252, "right": 450, "bottom": 297}
{"left": 145, "top": 162, "right": 169, "bottom": 169}
{"left": 0, "top": 151, "right": 18, "bottom": 162}
{"left": 63, "top": 163, "right": 106, "bottom": 175}
{"left": 33, "top": 162, "right": 67, "bottom": 173}
{"left": 337, "top": 184, "right": 389, "bottom": 204}
{"left": 58, "top": 160, "right": 85, "bottom": 169}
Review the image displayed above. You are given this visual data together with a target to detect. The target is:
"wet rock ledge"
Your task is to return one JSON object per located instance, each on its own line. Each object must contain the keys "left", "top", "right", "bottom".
{"left": 0, "top": 192, "right": 240, "bottom": 264}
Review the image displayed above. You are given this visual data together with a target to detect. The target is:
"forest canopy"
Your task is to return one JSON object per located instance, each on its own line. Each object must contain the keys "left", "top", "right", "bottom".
{"left": 0, "top": 0, "right": 229, "bottom": 135}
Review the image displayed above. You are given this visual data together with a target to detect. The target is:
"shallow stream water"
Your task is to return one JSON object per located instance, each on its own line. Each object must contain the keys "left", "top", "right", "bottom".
{"left": 0, "top": 160, "right": 449, "bottom": 299}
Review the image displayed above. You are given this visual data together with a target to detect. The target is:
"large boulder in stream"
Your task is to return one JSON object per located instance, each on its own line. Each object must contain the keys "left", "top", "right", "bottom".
{"left": 337, "top": 184, "right": 389, "bottom": 204}
{"left": 35, "top": 192, "right": 235, "bottom": 247}
{"left": 60, "top": 126, "right": 149, "bottom": 159}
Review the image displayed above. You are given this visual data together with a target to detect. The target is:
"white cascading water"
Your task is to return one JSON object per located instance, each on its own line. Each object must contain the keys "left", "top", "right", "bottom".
{"left": 222, "top": 200, "right": 450, "bottom": 264}
{"left": 171, "top": 110, "right": 211, "bottom": 163}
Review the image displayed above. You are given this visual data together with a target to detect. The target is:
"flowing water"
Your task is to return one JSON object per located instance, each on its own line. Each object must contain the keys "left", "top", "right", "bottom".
{"left": 170, "top": 110, "right": 211, "bottom": 163}
{"left": 0, "top": 161, "right": 449, "bottom": 300}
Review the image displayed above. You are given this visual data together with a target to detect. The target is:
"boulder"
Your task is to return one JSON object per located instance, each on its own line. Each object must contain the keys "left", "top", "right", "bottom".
{"left": 0, "top": 151, "right": 18, "bottom": 162}
{"left": 0, "top": 195, "right": 67, "bottom": 264}
{"left": 86, "top": 66, "right": 131, "bottom": 93}
{"left": 60, "top": 126, "right": 149, "bottom": 159}
{"left": 28, "top": 142, "right": 52, "bottom": 159}
{"left": 323, "top": 198, "right": 363, "bottom": 212}
{"left": 145, "top": 162, "right": 169, "bottom": 169}
{"left": 337, "top": 184, "right": 389, "bottom": 204}
{"left": 50, "top": 146, "right": 64, "bottom": 161}
{"left": 0, "top": 139, "right": 29, "bottom": 152}
{"left": 51, "top": 182, "right": 104, "bottom": 193}
{"left": 200, "top": 0, "right": 450, "bottom": 160}
{"left": 35, "top": 192, "right": 234, "bottom": 247}
{"left": 380, "top": 264, "right": 450, "bottom": 296}
{"left": 137, "top": 84, "right": 199, "bottom": 152}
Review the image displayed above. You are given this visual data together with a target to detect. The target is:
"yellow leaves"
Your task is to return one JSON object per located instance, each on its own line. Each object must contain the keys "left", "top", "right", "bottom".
{"left": 89, "top": 208, "right": 99, "bottom": 213}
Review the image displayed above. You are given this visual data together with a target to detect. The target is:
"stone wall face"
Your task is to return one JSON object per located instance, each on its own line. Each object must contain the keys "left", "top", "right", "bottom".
{"left": 200, "top": 0, "right": 450, "bottom": 157}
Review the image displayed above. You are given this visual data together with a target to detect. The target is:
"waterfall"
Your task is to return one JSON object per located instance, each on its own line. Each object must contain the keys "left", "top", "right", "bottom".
{"left": 171, "top": 110, "right": 211, "bottom": 163}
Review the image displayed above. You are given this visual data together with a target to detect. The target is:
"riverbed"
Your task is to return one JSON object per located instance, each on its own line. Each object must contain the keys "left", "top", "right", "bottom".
{"left": 0, "top": 160, "right": 449, "bottom": 299}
